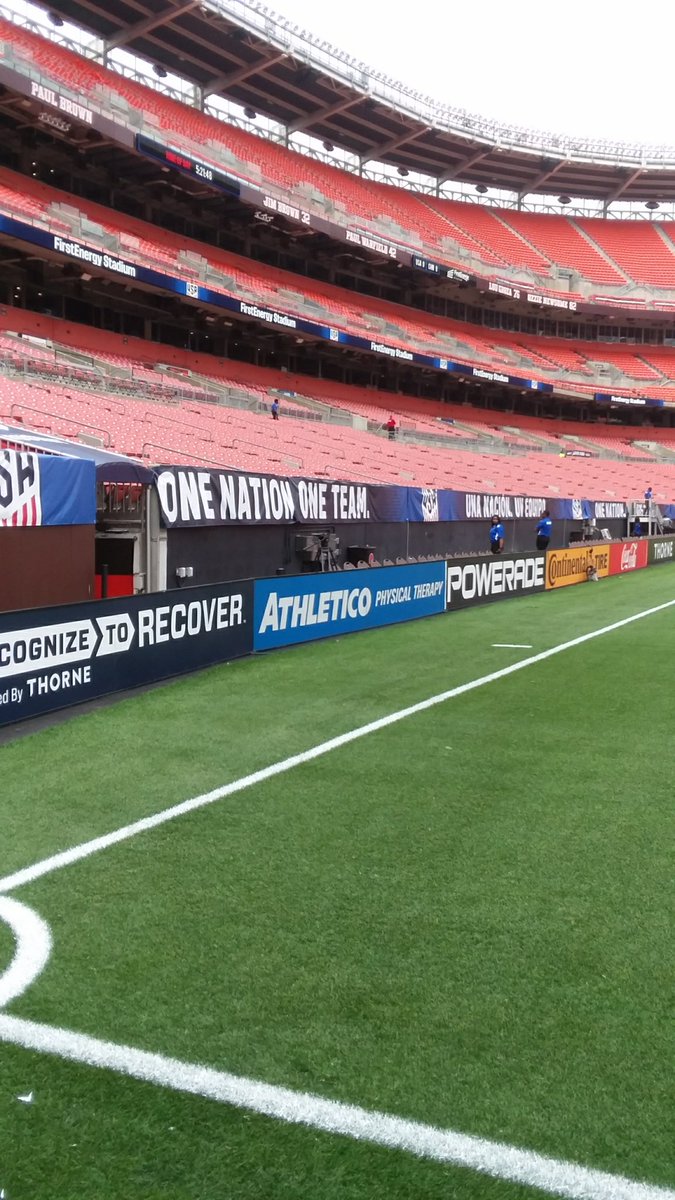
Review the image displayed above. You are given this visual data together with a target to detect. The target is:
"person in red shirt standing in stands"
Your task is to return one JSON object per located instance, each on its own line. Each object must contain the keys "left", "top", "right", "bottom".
{"left": 386, "top": 414, "right": 397, "bottom": 440}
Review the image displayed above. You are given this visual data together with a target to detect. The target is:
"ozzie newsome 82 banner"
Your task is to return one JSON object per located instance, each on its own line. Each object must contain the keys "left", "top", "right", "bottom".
{"left": 0, "top": 581, "right": 253, "bottom": 726}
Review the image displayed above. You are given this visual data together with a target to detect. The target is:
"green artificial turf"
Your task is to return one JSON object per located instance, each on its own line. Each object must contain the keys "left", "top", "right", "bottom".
{"left": 1, "top": 568, "right": 674, "bottom": 1199}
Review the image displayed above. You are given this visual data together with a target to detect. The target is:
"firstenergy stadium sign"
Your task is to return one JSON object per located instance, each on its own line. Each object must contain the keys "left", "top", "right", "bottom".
{"left": 0, "top": 583, "right": 252, "bottom": 726}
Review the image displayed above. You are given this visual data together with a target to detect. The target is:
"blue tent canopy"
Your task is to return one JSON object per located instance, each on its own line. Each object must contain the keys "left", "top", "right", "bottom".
{"left": 0, "top": 423, "right": 154, "bottom": 483}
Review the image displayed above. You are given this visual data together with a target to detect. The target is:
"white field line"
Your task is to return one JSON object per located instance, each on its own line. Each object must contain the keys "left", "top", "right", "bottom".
{"left": 0, "top": 898, "right": 52, "bottom": 1007}
{"left": 492, "top": 643, "right": 533, "bottom": 648}
{"left": 0, "top": 1013, "right": 672, "bottom": 1200}
{"left": 1, "top": 596, "right": 674, "bottom": 898}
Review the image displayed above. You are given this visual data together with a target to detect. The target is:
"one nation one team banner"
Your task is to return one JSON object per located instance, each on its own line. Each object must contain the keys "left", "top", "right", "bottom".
{"left": 154, "top": 465, "right": 623, "bottom": 530}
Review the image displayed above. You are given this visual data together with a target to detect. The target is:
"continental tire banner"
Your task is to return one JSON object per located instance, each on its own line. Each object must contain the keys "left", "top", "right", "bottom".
{"left": 608, "top": 540, "right": 649, "bottom": 576}
{"left": 445, "top": 552, "right": 546, "bottom": 610}
{"left": 649, "top": 537, "right": 675, "bottom": 564}
{"left": 545, "top": 545, "right": 610, "bottom": 589}
{"left": 253, "top": 561, "right": 446, "bottom": 650}
{"left": 0, "top": 581, "right": 253, "bottom": 726}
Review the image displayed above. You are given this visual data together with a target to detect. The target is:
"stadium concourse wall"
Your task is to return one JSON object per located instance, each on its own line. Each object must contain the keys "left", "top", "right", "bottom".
{"left": 1, "top": 537, "right": 674, "bottom": 727}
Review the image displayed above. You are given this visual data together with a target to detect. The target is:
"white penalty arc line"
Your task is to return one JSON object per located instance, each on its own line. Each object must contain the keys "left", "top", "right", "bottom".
{"left": 0, "top": 1013, "right": 672, "bottom": 1200}
{"left": 1, "top": 595, "right": 674, "bottom": 898}
{"left": 0, "top": 897, "right": 52, "bottom": 1007}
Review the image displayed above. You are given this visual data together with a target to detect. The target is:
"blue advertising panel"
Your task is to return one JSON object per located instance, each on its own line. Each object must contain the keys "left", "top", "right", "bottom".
{"left": 253, "top": 562, "right": 446, "bottom": 651}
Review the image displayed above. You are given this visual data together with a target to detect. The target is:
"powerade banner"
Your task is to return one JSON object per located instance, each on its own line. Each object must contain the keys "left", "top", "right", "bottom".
{"left": 154, "top": 465, "right": 406, "bottom": 527}
{"left": 649, "top": 536, "right": 675, "bottom": 564}
{"left": 253, "top": 562, "right": 446, "bottom": 651}
{"left": 0, "top": 581, "right": 253, "bottom": 726}
{"left": 445, "top": 552, "right": 546, "bottom": 610}
{"left": 0, "top": 450, "right": 95, "bottom": 527}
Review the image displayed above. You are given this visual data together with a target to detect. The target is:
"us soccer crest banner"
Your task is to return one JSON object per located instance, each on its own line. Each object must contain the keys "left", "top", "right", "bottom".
{"left": 0, "top": 450, "right": 96, "bottom": 527}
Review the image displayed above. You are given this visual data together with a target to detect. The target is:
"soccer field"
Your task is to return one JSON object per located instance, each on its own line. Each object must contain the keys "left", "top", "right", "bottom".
{"left": 1, "top": 568, "right": 674, "bottom": 1200}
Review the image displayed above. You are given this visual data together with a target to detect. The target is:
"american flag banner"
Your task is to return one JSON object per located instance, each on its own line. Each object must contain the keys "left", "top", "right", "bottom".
{"left": 0, "top": 449, "right": 43, "bottom": 527}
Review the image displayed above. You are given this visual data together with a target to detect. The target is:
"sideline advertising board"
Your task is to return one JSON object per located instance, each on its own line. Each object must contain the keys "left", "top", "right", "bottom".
{"left": 545, "top": 545, "right": 610, "bottom": 589}
{"left": 253, "top": 562, "right": 446, "bottom": 651}
{"left": 648, "top": 536, "right": 675, "bottom": 565}
{"left": 445, "top": 552, "right": 546, "bottom": 610}
{"left": 608, "top": 540, "right": 649, "bottom": 576}
{"left": 0, "top": 581, "right": 253, "bottom": 726}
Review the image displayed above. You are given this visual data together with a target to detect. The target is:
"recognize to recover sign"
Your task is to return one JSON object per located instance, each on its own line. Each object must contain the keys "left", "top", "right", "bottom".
{"left": 0, "top": 581, "right": 253, "bottom": 726}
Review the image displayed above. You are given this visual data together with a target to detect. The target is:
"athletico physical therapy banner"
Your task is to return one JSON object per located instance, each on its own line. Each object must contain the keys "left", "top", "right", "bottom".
{"left": 253, "top": 562, "right": 446, "bottom": 651}
{"left": 0, "top": 581, "right": 253, "bottom": 725}
{"left": 0, "top": 450, "right": 95, "bottom": 527}
{"left": 445, "top": 552, "right": 546, "bottom": 610}
{"left": 154, "top": 465, "right": 613, "bottom": 529}
{"left": 545, "top": 545, "right": 611, "bottom": 589}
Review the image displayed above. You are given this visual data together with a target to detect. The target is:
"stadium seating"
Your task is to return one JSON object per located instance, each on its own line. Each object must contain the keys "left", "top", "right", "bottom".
{"left": 498, "top": 212, "right": 627, "bottom": 285}
{"left": 1, "top": 310, "right": 673, "bottom": 501}
{"left": 6, "top": 168, "right": 675, "bottom": 401}
{"left": 577, "top": 219, "right": 675, "bottom": 288}
{"left": 6, "top": 17, "right": 675, "bottom": 302}
{"left": 4, "top": 366, "right": 674, "bottom": 496}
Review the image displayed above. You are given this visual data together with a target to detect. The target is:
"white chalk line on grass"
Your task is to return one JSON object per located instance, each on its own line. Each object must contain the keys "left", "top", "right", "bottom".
{"left": 492, "top": 642, "right": 533, "bottom": 648}
{"left": 0, "top": 897, "right": 52, "bottom": 1008}
{"left": 0, "top": 1014, "right": 672, "bottom": 1200}
{"left": 1, "top": 595, "right": 674, "bottom": 899}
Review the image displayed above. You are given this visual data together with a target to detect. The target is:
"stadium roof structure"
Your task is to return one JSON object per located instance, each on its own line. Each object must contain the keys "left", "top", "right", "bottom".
{"left": 38, "top": 0, "right": 675, "bottom": 205}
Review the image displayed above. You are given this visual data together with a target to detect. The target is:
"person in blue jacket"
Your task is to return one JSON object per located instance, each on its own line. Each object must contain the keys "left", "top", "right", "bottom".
{"left": 489, "top": 515, "right": 505, "bottom": 554}
{"left": 536, "top": 509, "right": 552, "bottom": 551}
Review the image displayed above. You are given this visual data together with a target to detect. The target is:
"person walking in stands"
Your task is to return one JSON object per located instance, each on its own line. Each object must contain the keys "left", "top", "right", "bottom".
{"left": 271, "top": 398, "right": 280, "bottom": 421}
{"left": 386, "top": 414, "right": 397, "bottom": 440}
{"left": 489, "top": 515, "right": 505, "bottom": 554}
{"left": 535, "top": 509, "right": 552, "bottom": 551}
